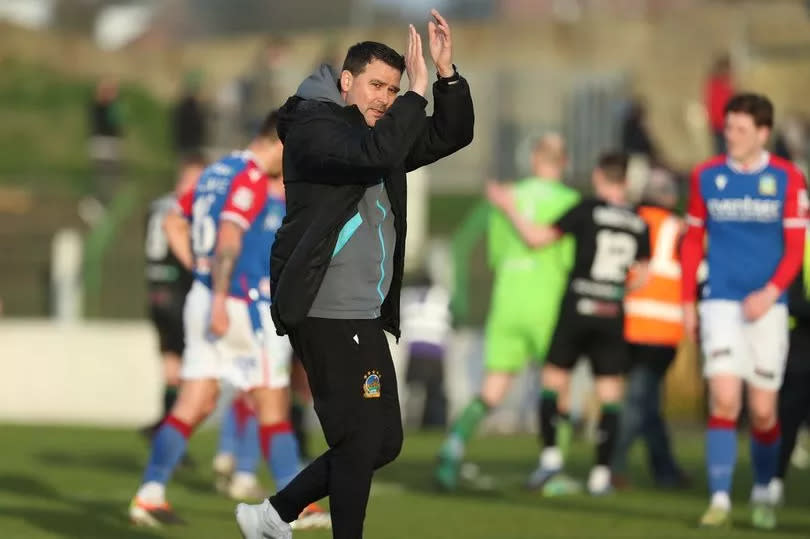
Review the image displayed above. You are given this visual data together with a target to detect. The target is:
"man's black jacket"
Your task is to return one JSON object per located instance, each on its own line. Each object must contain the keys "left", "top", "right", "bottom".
{"left": 271, "top": 72, "right": 474, "bottom": 339}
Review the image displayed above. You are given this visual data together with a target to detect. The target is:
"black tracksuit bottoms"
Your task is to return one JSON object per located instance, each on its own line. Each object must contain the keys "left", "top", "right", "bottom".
{"left": 269, "top": 317, "right": 403, "bottom": 539}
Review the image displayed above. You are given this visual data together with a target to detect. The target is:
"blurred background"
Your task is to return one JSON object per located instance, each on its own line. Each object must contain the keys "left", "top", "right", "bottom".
{"left": 1, "top": 1, "right": 810, "bottom": 537}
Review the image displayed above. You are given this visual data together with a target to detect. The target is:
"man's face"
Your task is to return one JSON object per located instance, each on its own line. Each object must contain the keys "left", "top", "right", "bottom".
{"left": 591, "top": 167, "right": 625, "bottom": 198}
{"left": 725, "top": 112, "right": 769, "bottom": 163}
{"left": 591, "top": 168, "right": 607, "bottom": 196}
{"left": 341, "top": 59, "right": 402, "bottom": 127}
{"left": 264, "top": 139, "right": 284, "bottom": 177}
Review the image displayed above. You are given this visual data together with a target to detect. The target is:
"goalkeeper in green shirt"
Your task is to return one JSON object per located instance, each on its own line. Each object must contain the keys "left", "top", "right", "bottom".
{"left": 435, "top": 134, "right": 580, "bottom": 490}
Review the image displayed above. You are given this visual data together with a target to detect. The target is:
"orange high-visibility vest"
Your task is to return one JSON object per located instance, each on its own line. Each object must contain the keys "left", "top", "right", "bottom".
{"left": 625, "top": 205, "right": 684, "bottom": 346}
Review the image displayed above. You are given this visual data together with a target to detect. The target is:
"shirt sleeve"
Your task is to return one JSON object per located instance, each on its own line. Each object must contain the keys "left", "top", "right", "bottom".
{"left": 174, "top": 188, "right": 194, "bottom": 220}
{"left": 636, "top": 223, "right": 651, "bottom": 262}
{"left": 220, "top": 164, "right": 268, "bottom": 229}
{"left": 680, "top": 167, "right": 707, "bottom": 302}
{"left": 769, "top": 167, "right": 808, "bottom": 291}
{"left": 554, "top": 200, "right": 587, "bottom": 237}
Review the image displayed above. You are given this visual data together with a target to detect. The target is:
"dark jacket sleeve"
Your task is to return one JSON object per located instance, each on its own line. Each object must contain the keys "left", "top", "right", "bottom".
{"left": 404, "top": 74, "right": 474, "bottom": 173}
{"left": 286, "top": 92, "right": 429, "bottom": 184}
{"left": 788, "top": 267, "right": 810, "bottom": 322}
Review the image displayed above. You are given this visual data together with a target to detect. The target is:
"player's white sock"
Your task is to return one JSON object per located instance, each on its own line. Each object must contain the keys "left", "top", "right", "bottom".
{"left": 710, "top": 491, "right": 731, "bottom": 511}
{"left": 750, "top": 483, "right": 772, "bottom": 504}
{"left": 540, "top": 447, "right": 563, "bottom": 471}
{"left": 768, "top": 478, "right": 784, "bottom": 505}
{"left": 232, "top": 472, "right": 259, "bottom": 487}
{"left": 213, "top": 452, "right": 236, "bottom": 475}
{"left": 136, "top": 481, "right": 166, "bottom": 504}
{"left": 587, "top": 465, "right": 611, "bottom": 493}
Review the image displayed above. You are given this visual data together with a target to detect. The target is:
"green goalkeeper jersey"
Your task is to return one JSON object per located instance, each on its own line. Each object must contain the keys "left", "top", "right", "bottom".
{"left": 488, "top": 177, "right": 580, "bottom": 309}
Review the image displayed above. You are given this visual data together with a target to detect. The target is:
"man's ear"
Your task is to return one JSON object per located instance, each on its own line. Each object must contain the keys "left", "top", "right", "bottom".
{"left": 758, "top": 127, "right": 771, "bottom": 146}
{"left": 340, "top": 70, "right": 353, "bottom": 93}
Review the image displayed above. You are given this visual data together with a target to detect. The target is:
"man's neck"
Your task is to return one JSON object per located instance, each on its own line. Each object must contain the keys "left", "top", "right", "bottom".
{"left": 247, "top": 143, "right": 268, "bottom": 172}
{"left": 729, "top": 150, "right": 769, "bottom": 173}
{"left": 268, "top": 178, "right": 285, "bottom": 199}
{"left": 600, "top": 189, "right": 627, "bottom": 207}
{"left": 533, "top": 167, "right": 561, "bottom": 182}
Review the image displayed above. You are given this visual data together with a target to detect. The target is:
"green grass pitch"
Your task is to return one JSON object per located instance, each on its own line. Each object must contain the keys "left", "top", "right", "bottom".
{"left": 1, "top": 424, "right": 808, "bottom": 538}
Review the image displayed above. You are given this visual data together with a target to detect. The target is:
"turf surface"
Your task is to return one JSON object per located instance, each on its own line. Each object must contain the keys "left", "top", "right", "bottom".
{"left": 1, "top": 424, "right": 808, "bottom": 538}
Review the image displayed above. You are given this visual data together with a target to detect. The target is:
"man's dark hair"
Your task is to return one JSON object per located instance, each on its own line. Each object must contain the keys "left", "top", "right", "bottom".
{"left": 256, "top": 109, "right": 280, "bottom": 140}
{"left": 180, "top": 151, "right": 207, "bottom": 169}
{"left": 724, "top": 93, "right": 774, "bottom": 128}
{"left": 596, "top": 151, "right": 629, "bottom": 184}
{"left": 342, "top": 41, "right": 405, "bottom": 76}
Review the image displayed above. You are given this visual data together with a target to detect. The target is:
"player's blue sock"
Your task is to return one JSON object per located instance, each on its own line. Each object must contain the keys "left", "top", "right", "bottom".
{"left": 261, "top": 421, "right": 300, "bottom": 490}
{"left": 142, "top": 415, "right": 192, "bottom": 485}
{"left": 236, "top": 415, "right": 260, "bottom": 474}
{"left": 750, "top": 422, "right": 781, "bottom": 487}
{"left": 706, "top": 416, "right": 737, "bottom": 495}
{"left": 217, "top": 400, "right": 239, "bottom": 456}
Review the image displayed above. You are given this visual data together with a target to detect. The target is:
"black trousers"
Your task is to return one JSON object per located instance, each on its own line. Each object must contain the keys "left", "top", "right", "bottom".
{"left": 778, "top": 368, "right": 810, "bottom": 480}
{"left": 778, "top": 326, "right": 810, "bottom": 480}
{"left": 406, "top": 353, "right": 447, "bottom": 428}
{"left": 270, "top": 317, "right": 403, "bottom": 539}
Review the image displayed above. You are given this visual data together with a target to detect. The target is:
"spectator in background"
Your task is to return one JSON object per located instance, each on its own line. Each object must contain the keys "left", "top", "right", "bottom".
{"left": 621, "top": 97, "right": 662, "bottom": 202}
{"left": 769, "top": 239, "right": 810, "bottom": 505}
{"left": 704, "top": 54, "right": 734, "bottom": 155}
{"left": 773, "top": 113, "right": 809, "bottom": 176}
{"left": 612, "top": 169, "right": 689, "bottom": 490}
{"left": 401, "top": 270, "right": 452, "bottom": 429}
{"left": 172, "top": 70, "right": 207, "bottom": 159}
{"left": 622, "top": 98, "right": 658, "bottom": 164}
{"left": 142, "top": 153, "right": 205, "bottom": 440}
{"left": 239, "top": 38, "right": 289, "bottom": 137}
{"left": 88, "top": 77, "right": 124, "bottom": 204}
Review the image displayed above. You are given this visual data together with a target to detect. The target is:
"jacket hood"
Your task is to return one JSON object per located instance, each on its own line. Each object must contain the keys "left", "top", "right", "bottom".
{"left": 278, "top": 64, "right": 345, "bottom": 142}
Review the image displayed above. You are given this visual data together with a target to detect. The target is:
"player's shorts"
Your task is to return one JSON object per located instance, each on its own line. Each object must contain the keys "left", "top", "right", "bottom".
{"left": 149, "top": 300, "right": 185, "bottom": 356}
{"left": 182, "top": 281, "right": 292, "bottom": 390}
{"left": 484, "top": 300, "right": 560, "bottom": 373}
{"left": 545, "top": 302, "right": 629, "bottom": 377}
{"left": 699, "top": 299, "right": 788, "bottom": 391}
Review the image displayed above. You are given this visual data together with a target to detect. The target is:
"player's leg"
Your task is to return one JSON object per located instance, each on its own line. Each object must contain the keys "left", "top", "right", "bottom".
{"left": 586, "top": 325, "right": 628, "bottom": 495}
{"left": 530, "top": 300, "right": 573, "bottom": 460}
{"left": 589, "top": 374, "right": 624, "bottom": 495}
{"left": 220, "top": 394, "right": 263, "bottom": 501}
{"left": 131, "top": 378, "right": 220, "bottom": 526}
{"left": 253, "top": 383, "right": 330, "bottom": 531}
{"left": 162, "top": 351, "right": 182, "bottom": 419}
{"left": 142, "top": 305, "right": 183, "bottom": 438}
{"left": 160, "top": 303, "right": 185, "bottom": 426}
{"left": 698, "top": 374, "right": 742, "bottom": 526}
{"left": 772, "top": 368, "right": 810, "bottom": 504}
{"left": 229, "top": 299, "right": 329, "bottom": 526}
{"left": 435, "top": 315, "right": 524, "bottom": 490}
{"left": 213, "top": 396, "right": 240, "bottom": 492}
{"left": 745, "top": 302, "right": 789, "bottom": 530}
{"left": 638, "top": 348, "right": 685, "bottom": 487}
{"left": 252, "top": 386, "right": 298, "bottom": 490}
{"left": 527, "top": 314, "right": 580, "bottom": 492}
{"left": 698, "top": 300, "right": 746, "bottom": 527}
{"left": 747, "top": 385, "right": 781, "bottom": 529}
{"left": 131, "top": 281, "right": 221, "bottom": 527}
{"left": 434, "top": 371, "right": 513, "bottom": 490}
{"left": 528, "top": 363, "right": 577, "bottom": 493}
{"left": 611, "top": 345, "right": 647, "bottom": 484}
